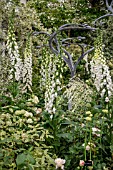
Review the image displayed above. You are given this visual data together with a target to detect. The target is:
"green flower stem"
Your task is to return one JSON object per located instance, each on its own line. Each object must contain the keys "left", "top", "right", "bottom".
{"left": 89, "top": 126, "right": 92, "bottom": 160}
{"left": 84, "top": 129, "right": 87, "bottom": 161}
{"left": 100, "top": 103, "right": 104, "bottom": 159}
{"left": 107, "top": 103, "right": 112, "bottom": 143}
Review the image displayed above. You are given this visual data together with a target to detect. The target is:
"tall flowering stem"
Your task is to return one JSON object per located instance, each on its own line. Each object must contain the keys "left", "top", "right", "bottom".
{"left": 22, "top": 36, "right": 32, "bottom": 93}
{"left": 40, "top": 48, "right": 63, "bottom": 114}
{"left": 0, "top": 42, "right": 9, "bottom": 94}
{"left": 90, "top": 30, "right": 113, "bottom": 102}
{"left": 6, "top": 14, "right": 23, "bottom": 83}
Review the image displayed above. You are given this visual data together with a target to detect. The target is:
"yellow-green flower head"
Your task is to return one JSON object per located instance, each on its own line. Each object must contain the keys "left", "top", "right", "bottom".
{"left": 15, "top": 109, "right": 26, "bottom": 115}
{"left": 6, "top": 121, "right": 12, "bottom": 126}
{"left": 1, "top": 130, "right": 6, "bottom": 136}
{"left": 24, "top": 111, "right": 33, "bottom": 117}
{"left": 88, "top": 142, "right": 96, "bottom": 148}
{"left": 86, "top": 103, "right": 91, "bottom": 108}
{"left": 102, "top": 109, "right": 108, "bottom": 114}
{"left": 85, "top": 117, "right": 92, "bottom": 121}
{"left": 0, "top": 120, "right": 5, "bottom": 125}
{"left": 89, "top": 114, "right": 93, "bottom": 117}
{"left": 26, "top": 118, "right": 33, "bottom": 124}
{"left": 31, "top": 95, "right": 39, "bottom": 104}
{"left": 1, "top": 114, "right": 6, "bottom": 119}
{"left": 9, "top": 108, "right": 13, "bottom": 113}
{"left": 26, "top": 101, "right": 33, "bottom": 106}
{"left": 86, "top": 111, "right": 91, "bottom": 115}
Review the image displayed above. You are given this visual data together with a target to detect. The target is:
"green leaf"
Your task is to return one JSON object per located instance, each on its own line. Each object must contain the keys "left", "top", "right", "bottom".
{"left": 57, "top": 133, "right": 72, "bottom": 139}
{"left": 16, "top": 153, "right": 26, "bottom": 166}
{"left": 0, "top": 149, "right": 3, "bottom": 159}
{"left": 4, "top": 156, "right": 12, "bottom": 165}
{"left": 27, "top": 154, "right": 36, "bottom": 165}
{"left": 97, "top": 163, "right": 102, "bottom": 169}
{"left": 61, "top": 120, "right": 72, "bottom": 125}
{"left": 28, "top": 164, "right": 34, "bottom": 170}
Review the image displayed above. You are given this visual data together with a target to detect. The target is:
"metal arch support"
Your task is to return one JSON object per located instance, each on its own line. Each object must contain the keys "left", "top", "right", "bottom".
{"left": 33, "top": 24, "right": 96, "bottom": 77}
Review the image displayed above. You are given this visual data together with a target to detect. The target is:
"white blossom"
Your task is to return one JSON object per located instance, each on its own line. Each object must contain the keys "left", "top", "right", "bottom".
{"left": 53, "top": 107, "right": 56, "bottom": 113}
{"left": 86, "top": 145, "right": 90, "bottom": 151}
{"left": 32, "top": 95, "right": 39, "bottom": 104}
{"left": 105, "top": 97, "right": 109, "bottom": 102}
{"left": 55, "top": 158, "right": 66, "bottom": 170}
{"left": 92, "top": 127, "right": 101, "bottom": 137}
{"left": 26, "top": 118, "right": 33, "bottom": 124}
{"left": 50, "top": 114, "right": 53, "bottom": 119}
{"left": 24, "top": 111, "right": 33, "bottom": 117}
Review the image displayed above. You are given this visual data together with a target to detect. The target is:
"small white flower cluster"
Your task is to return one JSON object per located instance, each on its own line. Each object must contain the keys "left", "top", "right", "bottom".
{"left": 15, "top": 109, "right": 26, "bottom": 115}
{"left": 24, "top": 111, "right": 33, "bottom": 117}
{"left": 6, "top": 19, "right": 23, "bottom": 82}
{"left": 20, "top": 0, "right": 26, "bottom": 5}
{"left": 31, "top": 95, "right": 39, "bottom": 104}
{"left": 57, "top": 0, "right": 66, "bottom": 3}
{"left": 14, "top": 109, "right": 34, "bottom": 124}
{"left": 22, "top": 37, "right": 32, "bottom": 93}
{"left": 26, "top": 95, "right": 39, "bottom": 106}
{"left": 92, "top": 127, "right": 101, "bottom": 137}
{"left": 82, "top": 142, "right": 96, "bottom": 151}
{"left": 55, "top": 158, "right": 66, "bottom": 170}
{"left": 90, "top": 38, "right": 113, "bottom": 101}
{"left": 26, "top": 118, "right": 33, "bottom": 124}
